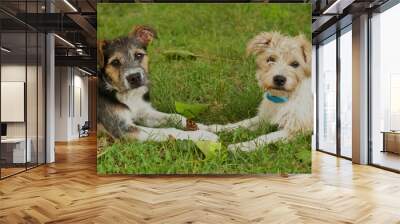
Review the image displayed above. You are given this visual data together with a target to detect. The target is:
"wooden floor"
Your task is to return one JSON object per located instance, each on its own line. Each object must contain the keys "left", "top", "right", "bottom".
{"left": 1, "top": 136, "right": 400, "bottom": 224}
{"left": 1, "top": 167, "right": 26, "bottom": 178}
{"left": 372, "top": 150, "right": 400, "bottom": 171}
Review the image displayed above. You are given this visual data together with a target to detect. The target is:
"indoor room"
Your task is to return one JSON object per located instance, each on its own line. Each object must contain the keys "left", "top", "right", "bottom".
{"left": 0, "top": 0, "right": 399, "bottom": 223}
{"left": 0, "top": 8, "right": 46, "bottom": 178}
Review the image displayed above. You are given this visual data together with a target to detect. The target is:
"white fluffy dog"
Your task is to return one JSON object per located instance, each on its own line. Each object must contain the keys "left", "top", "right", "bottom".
{"left": 207, "top": 32, "right": 313, "bottom": 152}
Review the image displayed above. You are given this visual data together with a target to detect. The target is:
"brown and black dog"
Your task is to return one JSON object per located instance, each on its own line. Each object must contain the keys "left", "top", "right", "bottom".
{"left": 97, "top": 25, "right": 218, "bottom": 142}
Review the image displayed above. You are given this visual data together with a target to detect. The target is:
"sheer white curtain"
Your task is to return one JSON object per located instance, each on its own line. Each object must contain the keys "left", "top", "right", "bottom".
{"left": 318, "top": 37, "right": 337, "bottom": 154}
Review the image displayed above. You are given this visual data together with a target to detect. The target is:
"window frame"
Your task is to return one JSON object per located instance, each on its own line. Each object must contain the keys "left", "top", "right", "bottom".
{"left": 315, "top": 23, "right": 353, "bottom": 161}
{"left": 367, "top": 0, "right": 400, "bottom": 173}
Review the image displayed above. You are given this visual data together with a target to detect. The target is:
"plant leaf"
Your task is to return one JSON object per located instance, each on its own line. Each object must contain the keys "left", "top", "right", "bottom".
{"left": 162, "top": 50, "right": 198, "bottom": 60}
{"left": 175, "top": 101, "right": 209, "bottom": 119}
{"left": 194, "top": 141, "right": 222, "bottom": 159}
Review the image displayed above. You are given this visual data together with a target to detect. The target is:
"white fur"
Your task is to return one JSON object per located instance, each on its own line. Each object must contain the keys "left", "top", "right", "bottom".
{"left": 258, "top": 78, "right": 313, "bottom": 134}
{"left": 116, "top": 86, "right": 218, "bottom": 142}
{"left": 208, "top": 78, "right": 313, "bottom": 151}
{"left": 207, "top": 32, "right": 313, "bottom": 152}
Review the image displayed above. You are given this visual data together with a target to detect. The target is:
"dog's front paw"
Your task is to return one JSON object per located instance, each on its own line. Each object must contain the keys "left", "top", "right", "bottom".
{"left": 228, "top": 141, "right": 257, "bottom": 152}
{"left": 190, "top": 130, "right": 219, "bottom": 142}
{"left": 195, "top": 123, "right": 209, "bottom": 131}
{"left": 204, "top": 124, "right": 226, "bottom": 133}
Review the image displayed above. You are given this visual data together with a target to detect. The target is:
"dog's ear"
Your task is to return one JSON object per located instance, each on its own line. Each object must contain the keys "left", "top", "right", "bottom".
{"left": 295, "top": 34, "right": 311, "bottom": 64}
{"left": 246, "top": 32, "right": 281, "bottom": 56}
{"left": 97, "top": 40, "right": 108, "bottom": 69}
{"left": 129, "top": 25, "right": 157, "bottom": 47}
{"left": 295, "top": 34, "right": 312, "bottom": 76}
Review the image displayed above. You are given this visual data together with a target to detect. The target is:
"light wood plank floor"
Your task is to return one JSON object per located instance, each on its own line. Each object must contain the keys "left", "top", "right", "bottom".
{"left": 0, "top": 136, "right": 400, "bottom": 224}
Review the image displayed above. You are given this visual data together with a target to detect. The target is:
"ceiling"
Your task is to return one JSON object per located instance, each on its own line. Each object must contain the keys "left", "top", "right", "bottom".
{"left": 312, "top": 0, "right": 390, "bottom": 43}
{"left": 3, "top": 0, "right": 394, "bottom": 72}
{"left": 0, "top": 0, "right": 97, "bottom": 73}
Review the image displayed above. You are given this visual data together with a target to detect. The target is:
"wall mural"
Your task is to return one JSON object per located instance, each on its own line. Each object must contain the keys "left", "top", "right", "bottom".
{"left": 97, "top": 3, "right": 312, "bottom": 174}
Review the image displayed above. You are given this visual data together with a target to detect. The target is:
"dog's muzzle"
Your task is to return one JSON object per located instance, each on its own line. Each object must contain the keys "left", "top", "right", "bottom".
{"left": 125, "top": 68, "right": 146, "bottom": 88}
{"left": 273, "top": 75, "right": 286, "bottom": 87}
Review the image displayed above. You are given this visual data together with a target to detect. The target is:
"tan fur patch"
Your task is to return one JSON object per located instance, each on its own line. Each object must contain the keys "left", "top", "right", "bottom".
{"left": 248, "top": 32, "right": 311, "bottom": 92}
{"left": 113, "top": 102, "right": 129, "bottom": 112}
{"left": 141, "top": 56, "right": 149, "bottom": 73}
{"left": 294, "top": 35, "right": 312, "bottom": 76}
{"left": 246, "top": 32, "right": 284, "bottom": 56}
{"left": 123, "top": 126, "right": 140, "bottom": 140}
{"left": 104, "top": 52, "right": 126, "bottom": 90}
{"left": 129, "top": 25, "right": 157, "bottom": 46}
{"left": 107, "top": 52, "right": 125, "bottom": 65}
{"left": 105, "top": 65, "right": 121, "bottom": 89}
{"left": 97, "top": 40, "right": 107, "bottom": 68}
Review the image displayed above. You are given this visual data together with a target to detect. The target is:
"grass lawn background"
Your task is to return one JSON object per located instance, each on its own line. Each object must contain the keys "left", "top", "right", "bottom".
{"left": 97, "top": 3, "right": 312, "bottom": 174}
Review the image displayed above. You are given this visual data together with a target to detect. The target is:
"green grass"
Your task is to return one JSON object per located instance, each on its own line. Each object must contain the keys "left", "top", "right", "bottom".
{"left": 97, "top": 3, "right": 312, "bottom": 174}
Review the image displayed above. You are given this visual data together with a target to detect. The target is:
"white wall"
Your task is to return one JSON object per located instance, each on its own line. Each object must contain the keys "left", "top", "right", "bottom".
{"left": 72, "top": 73, "right": 89, "bottom": 138}
{"left": 54, "top": 67, "right": 89, "bottom": 141}
{"left": 55, "top": 67, "right": 69, "bottom": 141}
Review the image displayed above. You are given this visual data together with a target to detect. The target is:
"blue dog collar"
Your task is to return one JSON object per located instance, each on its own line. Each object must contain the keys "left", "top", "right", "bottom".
{"left": 264, "top": 92, "right": 288, "bottom": 103}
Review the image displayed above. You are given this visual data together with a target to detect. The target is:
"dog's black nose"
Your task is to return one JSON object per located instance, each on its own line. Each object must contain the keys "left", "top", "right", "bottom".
{"left": 126, "top": 72, "right": 143, "bottom": 86}
{"left": 273, "top": 75, "right": 286, "bottom": 87}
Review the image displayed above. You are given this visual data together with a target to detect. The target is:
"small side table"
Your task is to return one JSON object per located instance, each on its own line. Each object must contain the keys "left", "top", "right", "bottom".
{"left": 381, "top": 131, "right": 400, "bottom": 154}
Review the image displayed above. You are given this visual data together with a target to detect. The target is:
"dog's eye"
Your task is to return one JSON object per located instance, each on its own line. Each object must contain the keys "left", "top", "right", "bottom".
{"left": 134, "top": 52, "right": 144, "bottom": 60}
{"left": 290, "top": 61, "right": 299, "bottom": 68}
{"left": 267, "top": 57, "right": 276, "bottom": 63}
{"left": 110, "top": 59, "right": 121, "bottom": 67}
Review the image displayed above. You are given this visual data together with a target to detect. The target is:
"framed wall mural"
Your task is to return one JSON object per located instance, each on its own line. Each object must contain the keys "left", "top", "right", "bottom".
{"left": 97, "top": 3, "right": 312, "bottom": 174}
